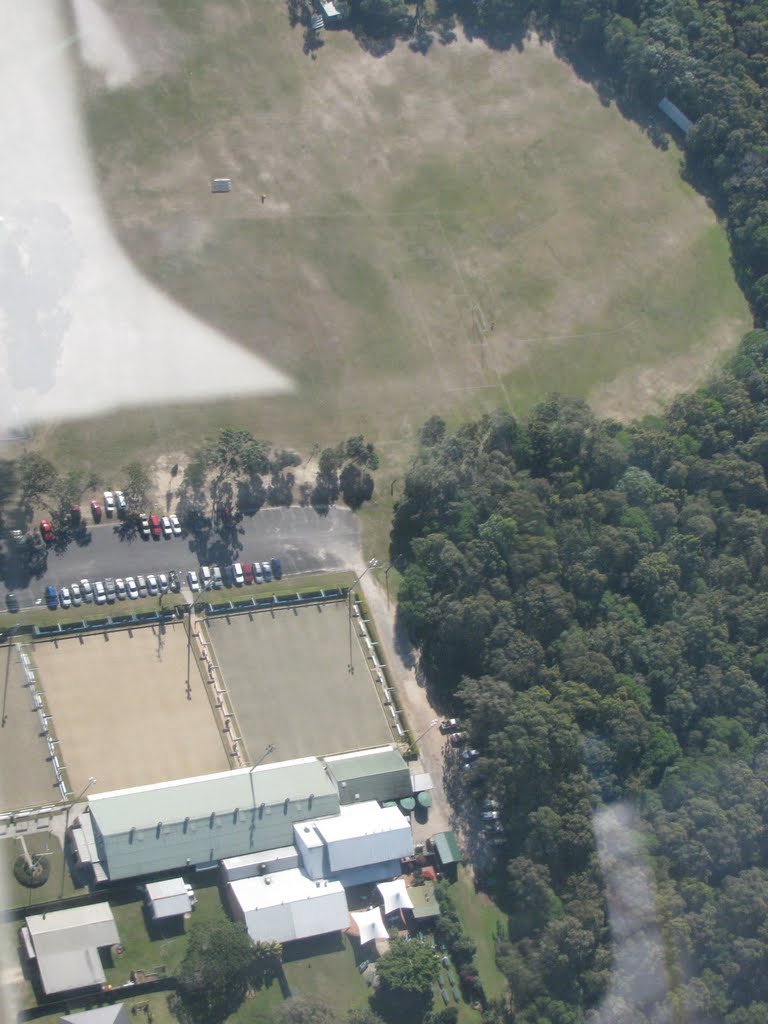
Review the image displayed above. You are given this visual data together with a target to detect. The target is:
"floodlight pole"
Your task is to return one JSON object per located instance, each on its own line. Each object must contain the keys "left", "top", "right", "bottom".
{"left": 408, "top": 718, "right": 440, "bottom": 756}
{"left": 348, "top": 559, "right": 378, "bottom": 674}
{"left": 61, "top": 775, "right": 97, "bottom": 897}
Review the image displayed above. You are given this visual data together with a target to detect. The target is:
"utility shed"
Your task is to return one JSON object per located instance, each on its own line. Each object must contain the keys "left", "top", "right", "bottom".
{"left": 408, "top": 882, "right": 441, "bottom": 921}
{"left": 229, "top": 868, "right": 349, "bottom": 944}
{"left": 23, "top": 903, "right": 120, "bottom": 995}
{"left": 88, "top": 760, "right": 340, "bottom": 881}
{"left": 433, "top": 831, "right": 461, "bottom": 870}
{"left": 145, "top": 878, "right": 194, "bottom": 920}
{"left": 659, "top": 97, "right": 693, "bottom": 134}
{"left": 325, "top": 747, "right": 411, "bottom": 805}
{"left": 61, "top": 1007, "right": 130, "bottom": 1024}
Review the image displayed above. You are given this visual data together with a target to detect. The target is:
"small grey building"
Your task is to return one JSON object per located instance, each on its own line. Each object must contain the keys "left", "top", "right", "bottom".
{"left": 325, "top": 746, "right": 412, "bottom": 805}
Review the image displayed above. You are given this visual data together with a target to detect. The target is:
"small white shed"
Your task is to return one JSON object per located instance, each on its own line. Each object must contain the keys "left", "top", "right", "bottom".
{"left": 145, "top": 878, "right": 195, "bottom": 920}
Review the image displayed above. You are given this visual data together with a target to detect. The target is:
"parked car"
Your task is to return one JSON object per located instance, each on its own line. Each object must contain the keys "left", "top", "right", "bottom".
{"left": 461, "top": 749, "right": 480, "bottom": 764}
{"left": 6, "top": 592, "right": 19, "bottom": 612}
{"left": 243, "top": 562, "right": 254, "bottom": 584}
{"left": 440, "top": 718, "right": 461, "bottom": 734}
{"left": 146, "top": 574, "right": 159, "bottom": 596}
{"left": 45, "top": 585, "right": 58, "bottom": 610}
{"left": 115, "top": 579, "right": 127, "bottom": 601}
{"left": 222, "top": 564, "right": 234, "bottom": 587}
{"left": 157, "top": 573, "right": 169, "bottom": 594}
{"left": 115, "top": 491, "right": 126, "bottom": 517}
{"left": 169, "top": 514, "right": 182, "bottom": 537}
{"left": 125, "top": 577, "right": 139, "bottom": 600}
{"left": 80, "top": 579, "right": 94, "bottom": 603}
{"left": 70, "top": 505, "right": 81, "bottom": 526}
{"left": 253, "top": 562, "right": 264, "bottom": 584}
{"left": 449, "top": 731, "right": 469, "bottom": 747}
{"left": 90, "top": 500, "right": 102, "bottom": 523}
{"left": 200, "top": 566, "right": 212, "bottom": 589}
{"left": 138, "top": 513, "right": 151, "bottom": 540}
{"left": 169, "top": 570, "right": 181, "bottom": 593}
{"left": 187, "top": 570, "right": 201, "bottom": 593}
{"left": 136, "top": 575, "right": 148, "bottom": 597}
{"left": 270, "top": 557, "right": 283, "bottom": 580}
{"left": 10, "top": 529, "right": 25, "bottom": 548}
{"left": 94, "top": 581, "right": 107, "bottom": 605}
{"left": 149, "top": 514, "right": 161, "bottom": 539}
{"left": 39, "top": 519, "right": 54, "bottom": 544}
{"left": 261, "top": 561, "right": 272, "bottom": 582}
{"left": 104, "top": 578, "right": 116, "bottom": 603}
{"left": 483, "top": 797, "right": 499, "bottom": 810}
{"left": 212, "top": 565, "right": 223, "bottom": 588}
{"left": 161, "top": 515, "right": 173, "bottom": 539}
{"left": 103, "top": 491, "right": 115, "bottom": 517}
{"left": 481, "top": 810, "right": 500, "bottom": 821}
{"left": 59, "top": 587, "right": 72, "bottom": 609}
{"left": 232, "top": 563, "right": 244, "bottom": 586}
{"left": 70, "top": 583, "right": 82, "bottom": 607}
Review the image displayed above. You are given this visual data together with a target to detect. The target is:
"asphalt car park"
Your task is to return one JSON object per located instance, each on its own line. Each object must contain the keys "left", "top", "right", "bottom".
{"left": 2, "top": 507, "right": 359, "bottom": 610}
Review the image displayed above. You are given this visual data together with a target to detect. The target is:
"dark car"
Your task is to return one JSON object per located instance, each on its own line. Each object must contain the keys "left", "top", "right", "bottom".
{"left": 270, "top": 557, "right": 283, "bottom": 580}
{"left": 6, "top": 592, "right": 19, "bottom": 613}
{"left": 168, "top": 570, "right": 181, "bottom": 593}
{"left": 45, "top": 585, "right": 58, "bottom": 610}
{"left": 90, "top": 500, "right": 102, "bottom": 523}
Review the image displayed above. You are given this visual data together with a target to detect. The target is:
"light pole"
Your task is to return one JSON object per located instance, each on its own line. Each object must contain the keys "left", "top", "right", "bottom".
{"left": 61, "top": 775, "right": 97, "bottom": 897}
{"left": 409, "top": 718, "right": 440, "bottom": 755}
{"left": 348, "top": 559, "right": 378, "bottom": 674}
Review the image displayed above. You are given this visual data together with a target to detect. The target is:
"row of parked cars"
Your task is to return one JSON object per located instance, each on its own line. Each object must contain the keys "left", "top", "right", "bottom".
{"left": 44, "top": 557, "right": 285, "bottom": 609}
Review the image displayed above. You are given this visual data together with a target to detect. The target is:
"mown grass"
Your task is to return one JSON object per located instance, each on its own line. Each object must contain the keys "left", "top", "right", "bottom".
{"left": 282, "top": 932, "right": 370, "bottom": 1013}
{"left": 0, "top": 832, "right": 85, "bottom": 910}
{"left": 451, "top": 866, "right": 509, "bottom": 1002}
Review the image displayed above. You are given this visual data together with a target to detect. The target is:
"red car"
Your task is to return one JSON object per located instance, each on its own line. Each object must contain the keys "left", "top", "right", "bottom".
{"left": 149, "top": 513, "right": 162, "bottom": 539}
{"left": 39, "top": 519, "right": 54, "bottom": 543}
{"left": 90, "top": 500, "right": 102, "bottom": 522}
{"left": 243, "top": 563, "right": 254, "bottom": 584}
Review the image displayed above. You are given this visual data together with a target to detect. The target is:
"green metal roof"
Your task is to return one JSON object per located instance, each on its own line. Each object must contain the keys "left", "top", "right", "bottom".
{"left": 325, "top": 747, "right": 411, "bottom": 805}
{"left": 89, "top": 759, "right": 338, "bottom": 836}
{"left": 433, "top": 831, "right": 461, "bottom": 866}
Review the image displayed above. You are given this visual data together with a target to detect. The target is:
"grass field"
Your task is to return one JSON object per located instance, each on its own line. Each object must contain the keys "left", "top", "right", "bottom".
{"left": 36, "top": 0, "right": 749, "bottom": 483}
{"left": 282, "top": 932, "right": 370, "bottom": 1013}
{"left": 30, "top": 624, "right": 230, "bottom": 796}
{"left": 452, "top": 866, "right": 509, "bottom": 1001}
{"left": 205, "top": 598, "right": 393, "bottom": 763}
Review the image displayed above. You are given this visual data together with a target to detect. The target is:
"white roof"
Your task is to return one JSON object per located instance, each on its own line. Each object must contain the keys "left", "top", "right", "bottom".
{"left": 61, "top": 1007, "right": 130, "bottom": 1024}
{"left": 230, "top": 868, "right": 349, "bottom": 944}
{"left": 312, "top": 801, "right": 413, "bottom": 873}
{"left": 320, "top": 0, "right": 340, "bottom": 15}
{"left": 410, "top": 773, "right": 433, "bottom": 793}
{"left": 72, "top": 813, "right": 100, "bottom": 863}
{"left": 351, "top": 908, "right": 388, "bottom": 944}
{"left": 145, "top": 878, "right": 192, "bottom": 918}
{"left": 377, "top": 879, "right": 414, "bottom": 915}
{"left": 315, "top": 801, "right": 408, "bottom": 843}
{"left": 26, "top": 903, "right": 119, "bottom": 995}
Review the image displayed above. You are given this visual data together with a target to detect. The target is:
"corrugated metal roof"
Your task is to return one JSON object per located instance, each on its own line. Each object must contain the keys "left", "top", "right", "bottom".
{"left": 659, "top": 97, "right": 693, "bottom": 134}
{"left": 409, "top": 882, "right": 441, "bottom": 920}
{"left": 26, "top": 903, "right": 119, "bottom": 955}
{"left": 89, "top": 760, "right": 336, "bottom": 836}
{"left": 315, "top": 801, "right": 408, "bottom": 844}
{"left": 37, "top": 948, "right": 106, "bottom": 995}
{"left": 231, "top": 868, "right": 349, "bottom": 943}
{"left": 62, "top": 1005, "right": 130, "bottom": 1024}
{"left": 145, "top": 878, "right": 192, "bottom": 916}
{"left": 433, "top": 831, "right": 461, "bottom": 866}
{"left": 325, "top": 748, "right": 411, "bottom": 804}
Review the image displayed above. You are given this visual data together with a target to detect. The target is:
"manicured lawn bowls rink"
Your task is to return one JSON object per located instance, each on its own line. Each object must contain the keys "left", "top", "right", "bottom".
{"left": 29, "top": 624, "right": 230, "bottom": 795}
{"left": 205, "top": 599, "right": 393, "bottom": 764}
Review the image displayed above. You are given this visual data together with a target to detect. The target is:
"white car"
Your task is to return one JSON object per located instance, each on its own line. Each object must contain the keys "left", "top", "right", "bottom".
{"left": 187, "top": 570, "right": 200, "bottom": 593}
{"left": 80, "top": 579, "right": 94, "bottom": 603}
{"left": 70, "top": 583, "right": 82, "bottom": 607}
{"left": 94, "top": 581, "right": 107, "bottom": 605}
{"left": 169, "top": 514, "right": 182, "bottom": 537}
{"left": 200, "top": 566, "right": 212, "bottom": 589}
{"left": 212, "top": 565, "right": 223, "bottom": 588}
{"left": 146, "top": 574, "right": 159, "bottom": 596}
{"left": 161, "top": 516, "right": 173, "bottom": 539}
{"left": 103, "top": 491, "right": 116, "bottom": 516}
{"left": 115, "top": 578, "right": 127, "bottom": 600}
{"left": 158, "top": 573, "right": 169, "bottom": 594}
{"left": 232, "top": 562, "right": 244, "bottom": 586}
{"left": 59, "top": 587, "right": 72, "bottom": 609}
{"left": 125, "top": 577, "right": 139, "bottom": 600}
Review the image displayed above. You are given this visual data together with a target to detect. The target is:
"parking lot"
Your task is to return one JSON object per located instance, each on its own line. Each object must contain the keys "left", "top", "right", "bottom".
{"left": 205, "top": 599, "right": 393, "bottom": 763}
{"left": 30, "top": 624, "right": 231, "bottom": 796}
{"left": 0, "top": 650, "right": 58, "bottom": 811}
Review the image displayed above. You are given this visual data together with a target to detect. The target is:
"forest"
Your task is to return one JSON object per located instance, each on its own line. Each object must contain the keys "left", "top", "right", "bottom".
{"left": 343, "top": 0, "right": 768, "bottom": 325}
{"left": 394, "top": 329, "right": 768, "bottom": 1022}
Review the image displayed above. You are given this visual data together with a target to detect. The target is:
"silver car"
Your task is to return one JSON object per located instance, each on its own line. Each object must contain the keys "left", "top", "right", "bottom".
{"left": 146, "top": 574, "right": 159, "bottom": 596}
{"left": 80, "top": 579, "right": 94, "bottom": 603}
{"left": 125, "top": 577, "right": 138, "bottom": 600}
{"left": 115, "top": 578, "right": 127, "bottom": 600}
{"left": 94, "top": 581, "right": 107, "bottom": 605}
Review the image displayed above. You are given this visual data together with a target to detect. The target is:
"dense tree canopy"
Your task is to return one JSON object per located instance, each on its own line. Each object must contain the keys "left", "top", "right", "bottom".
{"left": 394, "top": 330, "right": 768, "bottom": 1021}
